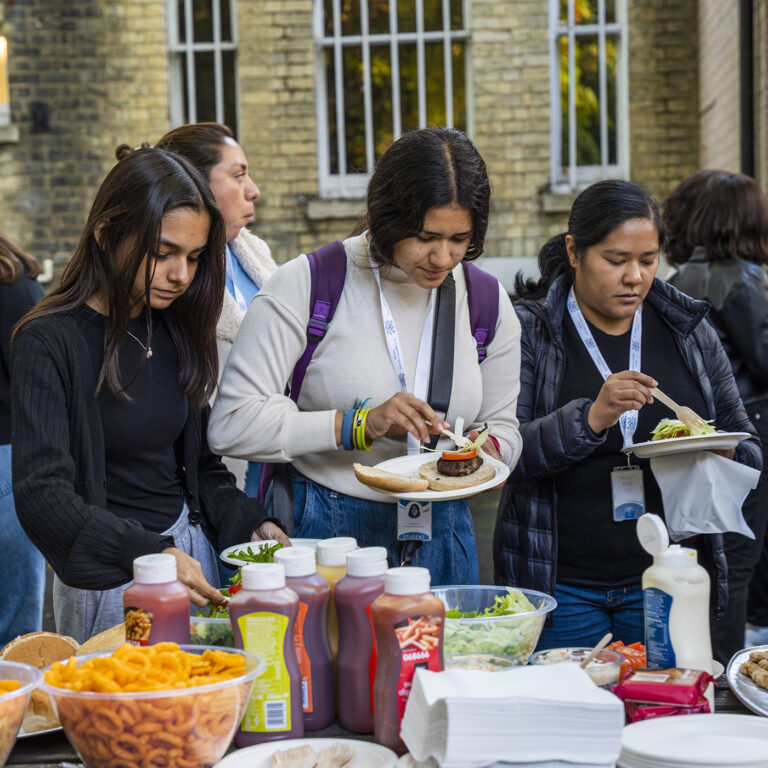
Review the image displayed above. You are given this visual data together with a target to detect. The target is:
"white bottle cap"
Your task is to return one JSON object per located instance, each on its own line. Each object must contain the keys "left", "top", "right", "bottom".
{"left": 636, "top": 513, "right": 670, "bottom": 557}
{"left": 346, "top": 547, "right": 389, "bottom": 577}
{"left": 655, "top": 544, "right": 699, "bottom": 568}
{"left": 274, "top": 546, "right": 316, "bottom": 577}
{"left": 241, "top": 562, "right": 285, "bottom": 590}
{"left": 133, "top": 554, "right": 177, "bottom": 584}
{"left": 384, "top": 566, "right": 431, "bottom": 595}
{"left": 316, "top": 537, "right": 357, "bottom": 566}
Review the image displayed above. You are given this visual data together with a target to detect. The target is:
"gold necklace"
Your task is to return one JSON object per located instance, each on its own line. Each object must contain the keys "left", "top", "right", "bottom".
{"left": 126, "top": 329, "right": 153, "bottom": 359}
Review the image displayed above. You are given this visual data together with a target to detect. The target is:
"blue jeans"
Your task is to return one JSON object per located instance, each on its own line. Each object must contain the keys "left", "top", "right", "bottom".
{"left": 282, "top": 468, "right": 479, "bottom": 586}
{"left": 535, "top": 583, "right": 644, "bottom": 650}
{"left": 243, "top": 461, "right": 262, "bottom": 498}
{"left": 0, "top": 444, "right": 46, "bottom": 646}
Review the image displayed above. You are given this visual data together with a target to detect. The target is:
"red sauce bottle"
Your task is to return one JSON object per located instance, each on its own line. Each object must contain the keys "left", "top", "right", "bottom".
{"left": 335, "top": 546, "right": 388, "bottom": 733}
{"left": 273, "top": 546, "right": 334, "bottom": 731}
{"left": 371, "top": 567, "right": 444, "bottom": 755}
{"left": 122, "top": 554, "right": 190, "bottom": 646}
{"left": 230, "top": 563, "right": 303, "bottom": 746}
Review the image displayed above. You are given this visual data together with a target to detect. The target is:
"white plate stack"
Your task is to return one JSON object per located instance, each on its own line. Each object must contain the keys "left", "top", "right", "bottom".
{"left": 400, "top": 664, "right": 624, "bottom": 768}
{"left": 618, "top": 714, "right": 768, "bottom": 768}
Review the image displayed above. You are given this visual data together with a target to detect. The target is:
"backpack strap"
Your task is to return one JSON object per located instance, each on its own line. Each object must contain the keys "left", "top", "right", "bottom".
{"left": 462, "top": 260, "right": 499, "bottom": 363}
{"left": 289, "top": 240, "right": 348, "bottom": 401}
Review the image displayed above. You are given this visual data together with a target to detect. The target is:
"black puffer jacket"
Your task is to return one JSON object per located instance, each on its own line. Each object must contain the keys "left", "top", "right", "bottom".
{"left": 669, "top": 249, "right": 768, "bottom": 406}
{"left": 493, "top": 274, "right": 762, "bottom": 617}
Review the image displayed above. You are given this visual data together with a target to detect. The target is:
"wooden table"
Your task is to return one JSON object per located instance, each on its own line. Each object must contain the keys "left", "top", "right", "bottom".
{"left": 6, "top": 682, "right": 755, "bottom": 768}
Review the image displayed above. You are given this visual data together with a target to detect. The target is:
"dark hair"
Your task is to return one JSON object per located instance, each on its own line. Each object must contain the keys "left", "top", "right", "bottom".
{"left": 687, "top": 172, "right": 768, "bottom": 265}
{"left": 513, "top": 179, "right": 663, "bottom": 301}
{"left": 0, "top": 232, "right": 40, "bottom": 284}
{"left": 359, "top": 127, "right": 490, "bottom": 264}
{"left": 662, "top": 169, "right": 725, "bottom": 266}
{"left": 153, "top": 122, "right": 234, "bottom": 181}
{"left": 17, "top": 147, "right": 226, "bottom": 409}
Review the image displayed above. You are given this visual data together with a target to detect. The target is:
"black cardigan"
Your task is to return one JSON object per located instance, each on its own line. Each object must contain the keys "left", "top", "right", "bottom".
{"left": 10, "top": 310, "right": 269, "bottom": 590}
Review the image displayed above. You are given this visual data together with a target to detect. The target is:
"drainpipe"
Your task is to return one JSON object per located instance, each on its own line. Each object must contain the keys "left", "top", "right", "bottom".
{"left": 740, "top": 0, "right": 754, "bottom": 177}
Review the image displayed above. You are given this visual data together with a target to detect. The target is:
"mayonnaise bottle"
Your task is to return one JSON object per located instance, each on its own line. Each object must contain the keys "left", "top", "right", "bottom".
{"left": 637, "top": 514, "right": 713, "bottom": 709}
{"left": 315, "top": 537, "right": 357, "bottom": 659}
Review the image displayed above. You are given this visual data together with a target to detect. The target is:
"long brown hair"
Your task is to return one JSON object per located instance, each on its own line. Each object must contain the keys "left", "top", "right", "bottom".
{"left": 0, "top": 232, "right": 41, "bottom": 284}
{"left": 154, "top": 122, "right": 233, "bottom": 181}
{"left": 17, "top": 147, "right": 226, "bottom": 409}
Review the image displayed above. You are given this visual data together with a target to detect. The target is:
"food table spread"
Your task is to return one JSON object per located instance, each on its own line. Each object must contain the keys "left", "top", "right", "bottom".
{"left": 5, "top": 683, "right": 753, "bottom": 767}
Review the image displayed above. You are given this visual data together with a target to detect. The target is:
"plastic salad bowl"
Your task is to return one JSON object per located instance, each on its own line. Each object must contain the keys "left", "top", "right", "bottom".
{"left": 0, "top": 660, "right": 43, "bottom": 766}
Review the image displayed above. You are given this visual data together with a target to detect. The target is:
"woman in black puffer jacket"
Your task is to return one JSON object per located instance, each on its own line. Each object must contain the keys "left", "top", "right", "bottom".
{"left": 666, "top": 171, "right": 768, "bottom": 662}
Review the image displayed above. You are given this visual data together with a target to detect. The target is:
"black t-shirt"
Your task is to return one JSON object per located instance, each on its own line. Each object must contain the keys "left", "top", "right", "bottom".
{"left": 555, "top": 303, "right": 709, "bottom": 587}
{"left": 77, "top": 306, "right": 187, "bottom": 532}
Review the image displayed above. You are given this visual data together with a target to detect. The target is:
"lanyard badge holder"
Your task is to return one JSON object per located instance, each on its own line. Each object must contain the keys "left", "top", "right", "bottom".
{"left": 567, "top": 287, "right": 645, "bottom": 522}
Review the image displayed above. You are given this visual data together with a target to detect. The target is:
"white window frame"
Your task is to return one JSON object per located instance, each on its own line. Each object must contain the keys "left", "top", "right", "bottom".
{"left": 166, "top": 0, "right": 239, "bottom": 130}
{"left": 548, "top": 0, "right": 629, "bottom": 192}
{"left": 313, "top": 0, "right": 472, "bottom": 199}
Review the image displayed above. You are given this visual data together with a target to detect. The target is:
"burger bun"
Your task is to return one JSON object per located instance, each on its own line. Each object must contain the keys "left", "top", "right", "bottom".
{"left": 418, "top": 459, "right": 496, "bottom": 491}
{"left": 353, "top": 463, "right": 429, "bottom": 493}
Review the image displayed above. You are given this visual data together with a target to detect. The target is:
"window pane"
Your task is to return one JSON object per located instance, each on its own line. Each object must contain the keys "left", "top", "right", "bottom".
{"left": 325, "top": 49, "right": 339, "bottom": 173}
{"left": 180, "top": 54, "right": 190, "bottom": 118}
{"left": 575, "top": 0, "right": 597, "bottom": 24}
{"left": 559, "top": 0, "right": 567, "bottom": 23}
{"left": 399, "top": 43, "right": 419, "bottom": 131}
{"left": 574, "top": 34, "right": 600, "bottom": 166}
{"left": 452, "top": 40, "right": 466, "bottom": 131}
{"left": 324, "top": 0, "right": 333, "bottom": 36}
{"left": 605, "top": 0, "right": 616, "bottom": 23}
{"left": 450, "top": 0, "right": 463, "bottom": 29}
{"left": 606, "top": 33, "right": 618, "bottom": 164}
{"left": 425, "top": 42, "right": 446, "bottom": 124}
{"left": 370, "top": 45, "right": 394, "bottom": 158}
{"left": 370, "top": 0, "right": 390, "bottom": 34}
{"left": 398, "top": 0, "right": 416, "bottom": 33}
{"left": 559, "top": 35, "right": 569, "bottom": 172}
{"left": 195, "top": 51, "right": 216, "bottom": 121}
{"left": 193, "top": 0, "right": 213, "bottom": 41}
{"left": 341, "top": 0, "right": 360, "bottom": 37}
{"left": 343, "top": 46, "right": 366, "bottom": 172}
{"left": 220, "top": 0, "right": 233, "bottom": 42}
{"left": 178, "top": 0, "right": 186, "bottom": 42}
{"left": 223, "top": 50, "right": 238, "bottom": 136}
{"left": 424, "top": 0, "right": 443, "bottom": 31}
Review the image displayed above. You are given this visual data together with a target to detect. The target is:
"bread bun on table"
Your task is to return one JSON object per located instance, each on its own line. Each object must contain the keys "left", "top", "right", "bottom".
{"left": 418, "top": 459, "right": 496, "bottom": 491}
{"left": 353, "top": 463, "right": 429, "bottom": 493}
{"left": 76, "top": 623, "right": 125, "bottom": 656}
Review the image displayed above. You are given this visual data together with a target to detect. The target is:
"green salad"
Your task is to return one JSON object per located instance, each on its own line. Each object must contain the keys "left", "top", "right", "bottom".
{"left": 650, "top": 418, "right": 716, "bottom": 441}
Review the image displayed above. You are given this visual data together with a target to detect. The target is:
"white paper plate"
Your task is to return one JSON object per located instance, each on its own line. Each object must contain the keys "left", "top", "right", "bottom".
{"left": 214, "top": 737, "right": 397, "bottom": 767}
{"left": 619, "top": 714, "right": 768, "bottom": 766}
{"left": 370, "top": 453, "right": 509, "bottom": 501}
{"left": 727, "top": 644, "right": 768, "bottom": 717}
{"left": 621, "top": 431, "right": 751, "bottom": 459}
{"left": 220, "top": 540, "right": 279, "bottom": 566}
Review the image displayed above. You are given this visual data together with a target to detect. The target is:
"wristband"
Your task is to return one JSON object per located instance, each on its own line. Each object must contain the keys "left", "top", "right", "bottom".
{"left": 352, "top": 408, "right": 373, "bottom": 451}
{"left": 341, "top": 408, "right": 355, "bottom": 451}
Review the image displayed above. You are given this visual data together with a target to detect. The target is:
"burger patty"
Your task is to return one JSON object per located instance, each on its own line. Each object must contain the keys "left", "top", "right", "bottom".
{"left": 436, "top": 455, "right": 483, "bottom": 477}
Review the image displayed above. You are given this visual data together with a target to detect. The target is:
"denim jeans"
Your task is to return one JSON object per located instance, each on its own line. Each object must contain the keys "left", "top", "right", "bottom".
{"left": 283, "top": 468, "right": 479, "bottom": 586}
{"left": 243, "top": 461, "right": 262, "bottom": 498}
{"left": 0, "top": 444, "right": 46, "bottom": 646}
{"left": 535, "top": 582, "right": 644, "bottom": 650}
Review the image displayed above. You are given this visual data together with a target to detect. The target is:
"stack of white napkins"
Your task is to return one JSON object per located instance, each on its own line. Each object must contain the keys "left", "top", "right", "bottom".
{"left": 400, "top": 663, "right": 624, "bottom": 768}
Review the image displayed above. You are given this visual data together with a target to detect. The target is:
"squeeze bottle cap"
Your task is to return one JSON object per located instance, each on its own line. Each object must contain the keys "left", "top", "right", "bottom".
{"left": 346, "top": 547, "right": 388, "bottom": 577}
{"left": 317, "top": 537, "right": 357, "bottom": 566}
{"left": 133, "top": 554, "right": 177, "bottom": 584}
{"left": 274, "top": 546, "right": 316, "bottom": 576}
{"left": 384, "top": 566, "right": 431, "bottom": 595}
{"left": 655, "top": 544, "right": 699, "bottom": 568}
{"left": 637, "top": 513, "right": 670, "bottom": 557}
{"left": 241, "top": 562, "right": 285, "bottom": 590}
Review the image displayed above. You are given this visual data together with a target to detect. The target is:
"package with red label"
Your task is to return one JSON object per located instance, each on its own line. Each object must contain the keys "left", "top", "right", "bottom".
{"left": 606, "top": 640, "right": 646, "bottom": 682}
{"left": 611, "top": 668, "right": 714, "bottom": 707}
{"left": 624, "top": 697, "right": 710, "bottom": 723}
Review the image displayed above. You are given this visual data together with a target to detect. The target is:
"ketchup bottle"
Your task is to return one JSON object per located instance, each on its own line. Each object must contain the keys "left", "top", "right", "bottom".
{"left": 273, "top": 546, "right": 334, "bottom": 731}
{"left": 122, "top": 554, "right": 190, "bottom": 646}
{"left": 335, "top": 547, "right": 388, "bottom": 733}
{"left": 315, "top": 537, "right": 357, "bottom": 659}
{"left": 371, "top": 567, "right": 444, "bottom": 755}
{"left": 229, "top": 563, "right": 303, "bottom": 746}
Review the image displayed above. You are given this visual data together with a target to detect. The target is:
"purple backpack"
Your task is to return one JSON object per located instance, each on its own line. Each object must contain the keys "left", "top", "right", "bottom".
{"left": 257, "top": 241, "right": 500, "bottom": 504}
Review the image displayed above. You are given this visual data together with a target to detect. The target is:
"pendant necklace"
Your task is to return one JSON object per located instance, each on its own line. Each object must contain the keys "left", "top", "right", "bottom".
{"left": 126, "top": 329, "right": 153, "bottom": 359}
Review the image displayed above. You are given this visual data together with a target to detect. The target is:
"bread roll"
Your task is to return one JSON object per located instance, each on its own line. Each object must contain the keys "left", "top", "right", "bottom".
{"left": 418, "top": 459, "right": 496, "bottom": 491}
{"left": 77, "top": 623, "right": 125, "bottom": 656}
{"left": 353, "top": 463, "right": 429, "bottom": 493}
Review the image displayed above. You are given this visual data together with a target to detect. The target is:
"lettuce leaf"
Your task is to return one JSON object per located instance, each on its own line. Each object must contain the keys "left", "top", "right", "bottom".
{"left": 650, "top": 418, "right": 716, "bottom": 441}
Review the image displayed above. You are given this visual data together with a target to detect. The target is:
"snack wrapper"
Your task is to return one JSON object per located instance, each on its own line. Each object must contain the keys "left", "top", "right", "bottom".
{"left": 624, "top": 697, "right": 710, "bottom": 723}
{"left": 611, "top": 668, "right": 714, "bottom": 707}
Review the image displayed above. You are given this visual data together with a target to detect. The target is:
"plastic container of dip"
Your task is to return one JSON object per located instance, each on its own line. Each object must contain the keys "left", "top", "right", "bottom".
{"left": 529, "top": 647, "right": 625, "bottom": 688}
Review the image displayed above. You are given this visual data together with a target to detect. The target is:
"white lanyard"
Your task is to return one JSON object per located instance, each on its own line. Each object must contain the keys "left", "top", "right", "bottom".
{"left": 225, "top": 246, "right": 249, "bottom": 314}
{"left": 371, "top": 260, "right": 436, "bottom": 454}
{"left": 566, "top": 286, "right": 642, "bottom": 448}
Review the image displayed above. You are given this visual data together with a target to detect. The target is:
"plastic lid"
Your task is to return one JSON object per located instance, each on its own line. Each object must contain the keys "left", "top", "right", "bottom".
{"left": 636, "top": 513, "right": 670, "bottom": 557}
{"left": 384, "top": 566, "right": 431, "bottom": 595}
{"left": 274, "top": 546, "right": 316, "bottom": 577}
{"left": 241, "top": 562, "right": 285, "bottom": 590}
{"left": 346, "top": 547, "right": 388, "bottom": 577}
{"left": 655, "top": 544, "right": 699, "bottom": 568}
{"left": 316, "top": 537, "right": 357, "bottom": 566}
{"left": 133, "top": 554, "right": 177, "bottom": 584}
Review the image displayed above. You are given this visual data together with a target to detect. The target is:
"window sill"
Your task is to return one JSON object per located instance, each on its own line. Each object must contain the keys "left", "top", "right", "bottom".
{"left": 305, "top": 198, "right": 365, "bottom": 221}
{"left": 0, "top": 123, "right": 20, "bottom": 144}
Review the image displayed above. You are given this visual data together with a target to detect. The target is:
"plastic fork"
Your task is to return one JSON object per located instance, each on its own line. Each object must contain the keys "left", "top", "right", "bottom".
{"left": 650, "top": 387, "right": 709, "bottom": 431}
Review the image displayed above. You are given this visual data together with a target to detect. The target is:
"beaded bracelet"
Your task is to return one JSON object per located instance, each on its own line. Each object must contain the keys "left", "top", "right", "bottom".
{"left": 341, "top": 408, "right": 356, "bottom": 451}
{"left": 352, "top": 408, "right": 373, "bottom": 451}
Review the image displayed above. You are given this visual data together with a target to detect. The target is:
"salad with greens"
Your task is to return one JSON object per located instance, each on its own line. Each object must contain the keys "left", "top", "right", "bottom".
{"left": 650, "top": 418, "right": 716, "bottom": 441}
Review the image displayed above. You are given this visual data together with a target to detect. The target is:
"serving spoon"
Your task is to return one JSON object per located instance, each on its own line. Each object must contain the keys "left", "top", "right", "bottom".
{"left": 580, "top": 632, "right": 613, "bottom": 669}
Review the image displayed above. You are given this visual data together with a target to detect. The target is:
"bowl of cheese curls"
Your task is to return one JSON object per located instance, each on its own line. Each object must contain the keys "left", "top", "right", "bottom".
{"left": 0, "top": 660, "right": 43, "bottom": 766}
{"left": 40, "top": 643, "right": 265, "bottom": 768}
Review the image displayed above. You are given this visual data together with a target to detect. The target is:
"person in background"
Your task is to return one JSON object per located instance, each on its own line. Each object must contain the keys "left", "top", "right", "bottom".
{"left": 666, "top": 171, "right": 768, "bottom": 659}
{"left": 0, "top": 233, "right": 45, "bottom": 646}
{"left": 494, "top": 179, "right": 761, "bottom": 651}
{"left": 209, "top": 127, "right": 523, "bottom": 585}
{"left": 11, "top": 147, "right": 286, "bottom": 644}
{"left": 155, "top": 123, "right": 278, "bottom": 494}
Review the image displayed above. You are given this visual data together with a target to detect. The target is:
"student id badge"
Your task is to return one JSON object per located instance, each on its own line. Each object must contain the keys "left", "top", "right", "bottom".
{"left": 611, "top": 465, "right": 645, "bottom": 521}
{"left": 397, "top": 499, "right": 432, "bottom": 541}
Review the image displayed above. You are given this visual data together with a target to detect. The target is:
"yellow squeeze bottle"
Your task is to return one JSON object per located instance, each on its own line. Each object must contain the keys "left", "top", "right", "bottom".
{"left": 315, "top": 537, "right": 357, "bottom": 658}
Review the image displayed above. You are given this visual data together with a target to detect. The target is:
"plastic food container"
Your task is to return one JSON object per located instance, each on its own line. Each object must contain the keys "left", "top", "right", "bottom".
{"left": 445, "top": 653, "right": 518, "bottom": 671}
{"left": 40, "top": 645, "right": 264, "bottom": 768}
{"left": 0, "top": 661, "right": 43, "bottom": 766}
{"left": 433, "top": 586, "right": 557, "bottom": 666}
{"left": 189, "top": 615, "right": 234, "bottom": 647}
{"left": 529, "top": 647, "right": 625, "bottom": 687}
